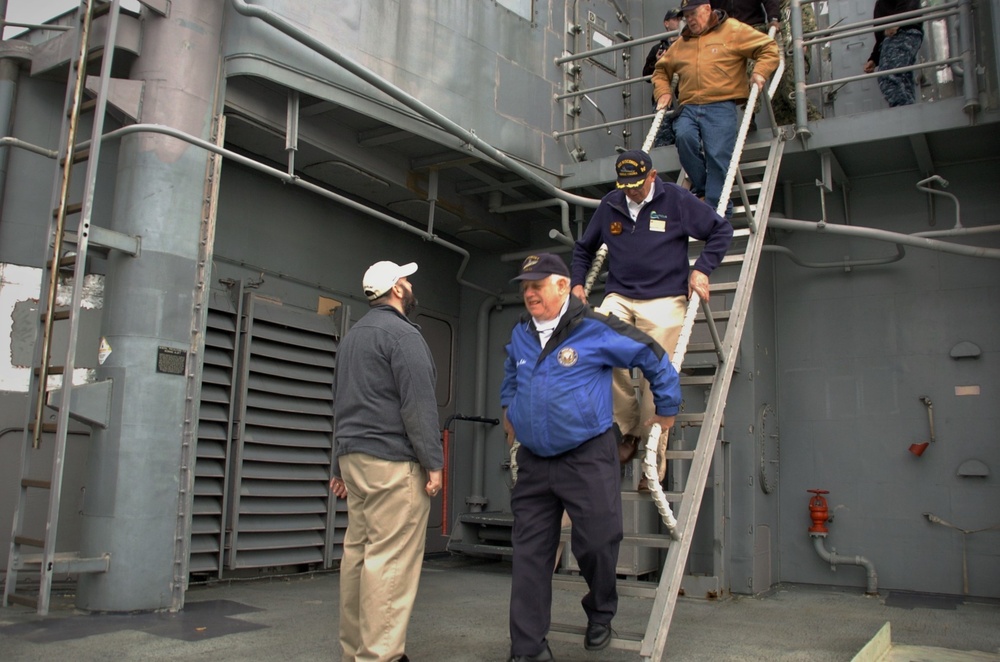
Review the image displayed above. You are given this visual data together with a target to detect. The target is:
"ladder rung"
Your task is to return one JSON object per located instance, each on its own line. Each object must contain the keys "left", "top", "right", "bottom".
{"left": 547, "top": 621, "right": 643, "bottom": 652}
{"left": 684, "top": 342, "right": 719, "bottom": 354}
{"left": 46, "top": 254, "right": 79, "bottom": 270}
{"left": 621, "top": 490, "right": 683, "bottom": 502}
{"left": 692, "top": 253, "right": 744, "bottom": 268}
{"left": 695, "top": 310, "right": 730, "bottom": 323}
{"left": 21, "top": 478, "right": 52, "bottom": 489}
{"left": 664, "top": 449, "right": 696, "bottom": 460}
{"left": 58, "top": 202, "right": 84, "bottom": 217}
{"left": 676, "top": 413, "right": 708, "bottom": 427}
{"left": 71, "top": 148, "right": 90, "bottom": 165}
{"left": 27, "top": 421, "right": 58, "bottom": 433}
{"left": 14, "top": 535, "right": 45, "bottom": 548}
{"left": 739, "top": 159, "right": 768, "bottom": 172}
{"left": 552, "top": 573, "right": 660, "bottom": 599}
{"left": 6, "top": 593, "right": 39, "bottom": 609}
{"left": 86, "top": 47, "right": 107, "bottom": 65}
{"left": 80, "top": 97, "right": 98, "bottom": 114}
{"left": 92, "top": 2, "right": 113, "bottom": 19}
{"left": 14, "top": 552, "right": 111, "bottom": 575}
{"left": 710, "top": 281, "right": 738, "bottom": 294}
{"left": 34, "top": 366, "right": 65, "bottom": 376}
{"left": 623, "top": 532, "right": 675, "bottom": 548}
{"left": 41, "top": 309, "right": 72, "bottom": 323}
{"left": 680, "top": 374, "right": 715, "bottom": 386}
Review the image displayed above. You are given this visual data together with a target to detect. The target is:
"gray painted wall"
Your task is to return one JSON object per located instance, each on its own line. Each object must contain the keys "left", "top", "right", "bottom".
{"left": 772, "top": 161, "right": 1000, "bottom": 597}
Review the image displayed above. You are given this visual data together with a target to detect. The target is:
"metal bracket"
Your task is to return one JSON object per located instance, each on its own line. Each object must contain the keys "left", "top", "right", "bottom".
{"left": 137, "top": 0, "right": 171, "bottom": 17}
{"left": 46, "top": 379, "right": 113, "bottom": 429}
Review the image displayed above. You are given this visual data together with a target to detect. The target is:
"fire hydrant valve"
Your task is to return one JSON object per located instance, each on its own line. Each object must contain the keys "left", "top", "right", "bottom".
{"left": 808, "top": 489, "right": 830, "bottom": 534}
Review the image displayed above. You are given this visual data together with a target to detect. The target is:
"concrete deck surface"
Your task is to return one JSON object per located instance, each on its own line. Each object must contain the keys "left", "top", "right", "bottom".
{"left": 2, "top": 555, "right": 998, "bottom": 661}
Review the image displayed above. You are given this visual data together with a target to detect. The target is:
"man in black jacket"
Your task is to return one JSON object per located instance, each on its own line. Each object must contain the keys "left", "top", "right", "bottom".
{"left": 330, "top": 260, "right": 442, "bottom": 662}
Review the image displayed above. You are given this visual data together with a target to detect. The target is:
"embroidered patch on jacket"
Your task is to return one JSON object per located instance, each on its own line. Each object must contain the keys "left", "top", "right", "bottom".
{"left": 610, "top": 221, "right": 623, "bottom": 235}
{"left": 557, "top": 347, "right": 579, "bottom": 367}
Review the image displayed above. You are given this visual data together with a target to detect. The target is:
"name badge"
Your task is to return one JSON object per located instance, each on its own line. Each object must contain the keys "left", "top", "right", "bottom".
{"left": 649, "top": 219, "right": 666, "bottom": 232}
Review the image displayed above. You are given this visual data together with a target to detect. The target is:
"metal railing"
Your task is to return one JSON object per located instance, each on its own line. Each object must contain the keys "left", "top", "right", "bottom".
{"left": 790, "top": 0, "right": 978, "bottom": 136}
{"left": 554, "top": 0, "right": 980, "bottom": 145}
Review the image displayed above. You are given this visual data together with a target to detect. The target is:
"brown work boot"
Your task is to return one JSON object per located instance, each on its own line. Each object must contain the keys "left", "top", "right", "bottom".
{"left": 618, "top": 434, "right": 640, "bottom": 464}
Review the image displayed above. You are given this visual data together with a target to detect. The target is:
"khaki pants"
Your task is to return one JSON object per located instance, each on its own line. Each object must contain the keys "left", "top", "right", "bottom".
{"left": 597, "top": 293, "right": 686, "bottom": 481}
{"left": 339, "top": 453, "right": 430, "bottom": 662}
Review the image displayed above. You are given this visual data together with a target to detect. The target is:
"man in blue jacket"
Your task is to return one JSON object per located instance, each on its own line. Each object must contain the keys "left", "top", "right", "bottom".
{"left": 502, "top": 253, "right": 681, "bottom": 661}
{"left": 571, "top": 150, "right": 731, "bottom": 490}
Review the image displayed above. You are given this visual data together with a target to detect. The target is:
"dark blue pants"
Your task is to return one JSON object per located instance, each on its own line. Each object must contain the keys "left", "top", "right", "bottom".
{"left": 878, "top": 28, "right": 923, "bottom": 107}
{"left": 508, "top": 428, "right": 623, "bottom": 657}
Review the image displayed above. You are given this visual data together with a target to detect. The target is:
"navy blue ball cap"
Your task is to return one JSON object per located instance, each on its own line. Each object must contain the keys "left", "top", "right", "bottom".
{"left": 680, "top": 0, "right": 710, "bottom": 11}
{"left": 615, "top": 149, "right": 653, "bottom": 190}
{"left": 511, "top": 253, "right": 570, "bottom": 282}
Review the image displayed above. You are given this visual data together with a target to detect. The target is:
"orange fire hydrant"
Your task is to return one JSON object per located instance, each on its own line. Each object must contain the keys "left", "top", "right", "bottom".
{"left": 808, "top": 489, "right": 830, "bottom": 534}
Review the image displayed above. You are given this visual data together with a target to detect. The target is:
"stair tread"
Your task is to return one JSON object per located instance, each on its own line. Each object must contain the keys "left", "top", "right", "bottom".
{"left": 547, "top": 622, "right": 643, "bottom": 651}
{"left": 456, "top": 511, "right": 514, "bottom": 526}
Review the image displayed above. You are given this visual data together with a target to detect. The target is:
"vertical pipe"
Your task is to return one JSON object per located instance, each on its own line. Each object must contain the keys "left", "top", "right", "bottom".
{"left": 0, "top": 0, "right": 16, "bottom": 216}
{"left": 790, "top": 0, "right": 810, "bottom": 138}
{"left": 957, "top": 0, "right": 979, "bottom": 114}
{"left": 471, "top": 292, "right": 521, "bottom": 512}
{"left": 0, "top": 58, "right": 18, "bottom": 218}
{"left": 76, "top": 0, "right": 225, "bottom": 612}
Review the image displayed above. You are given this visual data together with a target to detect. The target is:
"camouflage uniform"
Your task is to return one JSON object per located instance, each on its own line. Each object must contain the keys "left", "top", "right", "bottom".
{"left": 771, "top": 0, "right": 821, "bottom": 125}
{"left": 875, "top": 29, "right": 922, "bottom": 106}
{"left": 867, "top": 0, "right": 924, "bottom": 107}
{"left": 748, "top": 0, "right": 821, "bottom": 126}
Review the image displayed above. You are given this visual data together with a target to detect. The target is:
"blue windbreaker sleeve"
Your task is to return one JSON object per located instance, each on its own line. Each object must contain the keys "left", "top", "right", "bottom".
{"left": 500, "top": 337, "right": 517, "bottom": 408}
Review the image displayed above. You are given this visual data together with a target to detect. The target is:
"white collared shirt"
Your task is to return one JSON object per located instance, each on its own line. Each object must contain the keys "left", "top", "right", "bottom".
{"left": 626, "top": 185, "right": 655, "bottom": 221}
{"left": 532, "top": 296, "right": 570, "bottom": 348}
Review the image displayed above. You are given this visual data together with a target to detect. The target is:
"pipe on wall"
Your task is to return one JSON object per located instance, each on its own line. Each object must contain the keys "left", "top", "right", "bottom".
{"left": 88, "top": 122, "right": 496, "bottom": 297}
{"left": 229, "top": 0, "right": 600, "bottom": 210}
{"left": 811, "top": 534, "right": 879, "bottom": 595}
{"left": 768, "top": 217, "right": 1000, "bottom": 260}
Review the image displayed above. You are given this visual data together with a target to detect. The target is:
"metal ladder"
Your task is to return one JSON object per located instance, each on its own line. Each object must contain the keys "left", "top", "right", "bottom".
{"left": 2, "top": 0, "right": 137, "bottom": 615}
{"left": 550, "top": 59, "right": 787, "bottom": 658}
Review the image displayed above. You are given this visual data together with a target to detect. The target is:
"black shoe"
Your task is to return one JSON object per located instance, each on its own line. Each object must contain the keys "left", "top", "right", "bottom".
{"left": 584, "top": 621, "right": 612, "bottom": 651}
{"left": 508, "top": 642, "right": 554, "bottom": 662}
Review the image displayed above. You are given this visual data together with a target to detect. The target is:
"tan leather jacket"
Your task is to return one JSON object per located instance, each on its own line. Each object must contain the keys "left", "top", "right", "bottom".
{"left": 651, "top": 12, "right": 779, "bottom": 106}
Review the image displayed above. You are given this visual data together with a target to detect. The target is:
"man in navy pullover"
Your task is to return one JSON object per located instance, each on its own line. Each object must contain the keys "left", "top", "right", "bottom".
{"left": 570, "top": 149, "right": 731, "bottom": 489}
{"left": 502, "top": 253, "right": 681, "bottom": 661}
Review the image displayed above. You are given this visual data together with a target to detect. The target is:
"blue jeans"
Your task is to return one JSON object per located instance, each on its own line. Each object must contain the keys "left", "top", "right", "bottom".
{"left": 674, "top": 101, "right": 738, "bottom": 218}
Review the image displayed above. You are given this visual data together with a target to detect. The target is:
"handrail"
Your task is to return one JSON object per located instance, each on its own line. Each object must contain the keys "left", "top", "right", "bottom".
{"left": 554, "top": 29, "right": 681, "bottom": 66}
{"left": 792, "top": 0, "right": 979, "bottom": 134}
{"left": 551, "top": 0, "right": 978, "bottom": 146}
{"left": 803, "top": 2, "right": 958, "bottom": 40}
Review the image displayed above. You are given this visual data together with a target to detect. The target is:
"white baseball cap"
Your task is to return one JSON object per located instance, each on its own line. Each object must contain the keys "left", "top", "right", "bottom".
{"left": 362, "top": 261, "right": 418, "bottom": 301}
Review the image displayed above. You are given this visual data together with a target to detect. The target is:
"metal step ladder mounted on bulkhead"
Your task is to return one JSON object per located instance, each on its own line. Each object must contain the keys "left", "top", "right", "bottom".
{"left": 547, "top": 65, "right": 787, "bottom": 659}
{"left": 3, "top": 0, "right": 140, "bottom": 615}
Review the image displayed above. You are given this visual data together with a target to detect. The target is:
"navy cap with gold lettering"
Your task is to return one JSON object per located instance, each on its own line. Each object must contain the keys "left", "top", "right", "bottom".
{"left": 615, "top": 149, "right": 653, "bottom": 190}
